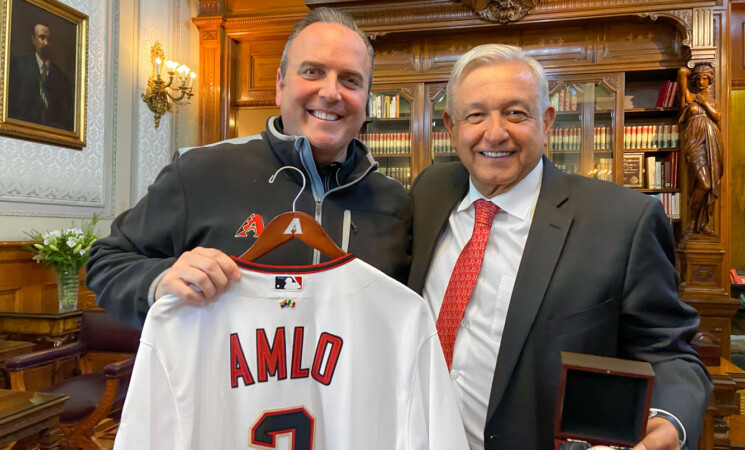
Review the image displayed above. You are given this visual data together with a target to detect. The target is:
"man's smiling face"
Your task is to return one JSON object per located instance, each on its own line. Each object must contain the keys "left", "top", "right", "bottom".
{"left": 444, "top": 61, "right": 555, "bottom": 198}
{"left": 275, "top": 22, "right": 370, "bottom": 164}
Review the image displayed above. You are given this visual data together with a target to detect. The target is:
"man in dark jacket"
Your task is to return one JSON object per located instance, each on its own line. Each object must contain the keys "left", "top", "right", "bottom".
{"left": 86, "top": 8, "right": 411, "bottom": 329}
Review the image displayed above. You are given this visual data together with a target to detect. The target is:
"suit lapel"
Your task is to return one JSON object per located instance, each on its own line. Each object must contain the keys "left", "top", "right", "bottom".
{"left": 486, "top": 158, "right": 573, "bottom": 421}
{"left": 409, "top": 163, "right": 469, "bottom": 293}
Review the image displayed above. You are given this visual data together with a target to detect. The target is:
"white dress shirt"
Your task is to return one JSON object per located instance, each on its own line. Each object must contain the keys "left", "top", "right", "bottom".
{"left": 423, "top": 159, "right": 543, "bottom": 449}
{"left": 35, "top": 53, "right": 48, "bottom": 75}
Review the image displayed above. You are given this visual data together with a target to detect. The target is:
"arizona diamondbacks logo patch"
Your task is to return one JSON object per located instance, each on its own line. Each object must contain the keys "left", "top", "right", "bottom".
{"left": 235, "top": 213, "right": 264, "bottom": 238}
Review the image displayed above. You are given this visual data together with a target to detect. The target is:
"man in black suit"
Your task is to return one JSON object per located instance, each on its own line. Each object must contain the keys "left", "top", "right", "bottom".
{"left": 8, "top": 22, "right": 74, "bottom": 131}
{"left": 408, "top": 44, "right": 711, "bottom": 449}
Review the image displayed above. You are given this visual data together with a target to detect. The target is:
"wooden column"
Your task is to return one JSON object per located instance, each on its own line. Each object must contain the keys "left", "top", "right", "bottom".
{"left": 192, "top": 17, "right": 226, "bottom": 145}
{"left": 675, "top": 7, "right": 737, "bottom": 358}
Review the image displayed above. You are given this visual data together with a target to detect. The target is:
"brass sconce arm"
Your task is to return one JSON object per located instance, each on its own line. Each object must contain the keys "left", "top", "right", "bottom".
{"left": 141, "top": 43, "right": 196, "bottom": 128}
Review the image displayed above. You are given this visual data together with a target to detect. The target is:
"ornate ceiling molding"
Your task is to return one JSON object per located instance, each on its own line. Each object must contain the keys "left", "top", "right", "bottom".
{"left": 457, "top": 0, "right": 539, "bottom": 23}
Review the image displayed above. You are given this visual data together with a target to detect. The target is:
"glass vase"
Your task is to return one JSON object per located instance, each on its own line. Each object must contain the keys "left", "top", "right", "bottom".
{"left": 55, "top": 269, "right": 79, "bottom": 312}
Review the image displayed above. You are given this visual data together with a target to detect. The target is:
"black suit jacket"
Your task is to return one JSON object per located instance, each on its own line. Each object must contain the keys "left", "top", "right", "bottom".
{"left": 7, "top": 54, "right": 74, "bottom": 131}
{"left": 408, "top": 157, "right": 711, "bottom": 449}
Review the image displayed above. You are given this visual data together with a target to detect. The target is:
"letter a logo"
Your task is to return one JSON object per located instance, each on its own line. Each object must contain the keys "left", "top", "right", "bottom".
{"left": 235, "top": 213, "right": 264, "bottom": 238}
{"left": 283, "top": 218, "right": 303, "bottom": 235}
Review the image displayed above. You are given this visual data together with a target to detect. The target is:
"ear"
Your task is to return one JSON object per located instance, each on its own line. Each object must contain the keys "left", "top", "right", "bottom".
{"left": 275, "top": 68, "right": 283, "bottom": 108}
{"left": 542, "top": 106, "right": 556, "bottom": 146}
{"left": 443, "top": 110, "right": 454, "bottom": 135}
{"left": 443, "top": 110, "right": 456, "bottom": 147}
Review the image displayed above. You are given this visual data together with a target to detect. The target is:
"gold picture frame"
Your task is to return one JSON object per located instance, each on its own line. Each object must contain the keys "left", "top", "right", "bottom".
{"left": 622, "top": 153, "right": 644, "bottom": 188}
{"left": 0, "top": 0, "right": 88, "bottom": 149}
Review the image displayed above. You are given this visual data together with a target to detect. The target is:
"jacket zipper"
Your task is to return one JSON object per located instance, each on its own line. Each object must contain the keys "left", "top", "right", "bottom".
{"left": 312, "top": 197, "right": 323, "bottom": 265}
{"left": 294, "top": 137, "right": 378, "bottom": 262}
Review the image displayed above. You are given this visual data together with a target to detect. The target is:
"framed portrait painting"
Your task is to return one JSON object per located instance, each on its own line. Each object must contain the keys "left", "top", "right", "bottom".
{"left": 0, "top": 0, "right": 88, "bottom": 149}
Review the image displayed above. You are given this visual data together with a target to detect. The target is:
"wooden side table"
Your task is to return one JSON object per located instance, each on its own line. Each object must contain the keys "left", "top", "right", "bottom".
{"left": 0, "top": 389, "right": 68, "bottom": 449}
{"left": 0, "top": 306, "right": 82, "bottom": 347}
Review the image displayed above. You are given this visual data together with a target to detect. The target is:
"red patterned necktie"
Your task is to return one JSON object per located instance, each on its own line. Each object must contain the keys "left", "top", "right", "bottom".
{"left": 436, "top": 198, "right": 499, "bottom": 369}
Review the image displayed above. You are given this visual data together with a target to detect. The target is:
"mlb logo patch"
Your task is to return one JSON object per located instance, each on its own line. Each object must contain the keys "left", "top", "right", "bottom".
{"left": 275, "top": 276, "right": 303, "bottom": 291}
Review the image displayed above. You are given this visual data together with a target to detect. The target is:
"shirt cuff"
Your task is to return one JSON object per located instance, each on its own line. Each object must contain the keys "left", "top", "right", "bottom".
{"left": 648, "top": 407, "right": 686, "bottom": 448}
{"left": 147, "top": 269, "right": 170, "bottom": 307}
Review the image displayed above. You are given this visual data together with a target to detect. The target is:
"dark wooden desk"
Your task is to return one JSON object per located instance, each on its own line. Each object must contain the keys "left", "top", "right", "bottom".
{"left": 0, "top": 305, "right": 82, "bottom": 347}
{"left": 0, "top": 389, "right": 68, "bottom": 449}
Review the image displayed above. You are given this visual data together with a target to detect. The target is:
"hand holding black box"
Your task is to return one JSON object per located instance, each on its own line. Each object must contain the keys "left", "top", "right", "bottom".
{"left": 554, "top": 352, "right": 655, "bottom": 450}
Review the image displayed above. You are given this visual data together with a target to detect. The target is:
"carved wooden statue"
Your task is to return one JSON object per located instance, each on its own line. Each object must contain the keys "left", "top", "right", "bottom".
{"left": 678, "top": 63, "right": 723, "bottom": 236}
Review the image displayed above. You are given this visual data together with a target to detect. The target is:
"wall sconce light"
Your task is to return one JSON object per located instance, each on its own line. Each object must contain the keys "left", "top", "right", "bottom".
{"left": 142, "top": 43, "right": 196, "bottom": 128}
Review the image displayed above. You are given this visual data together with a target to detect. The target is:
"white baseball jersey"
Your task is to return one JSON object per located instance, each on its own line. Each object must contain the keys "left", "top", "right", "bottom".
{"left": 115, "top": 254, "right": 468, "bottom": 450}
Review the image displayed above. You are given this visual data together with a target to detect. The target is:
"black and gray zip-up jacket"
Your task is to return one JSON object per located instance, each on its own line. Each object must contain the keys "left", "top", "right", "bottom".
{"left": 86, "top": 117, "right": 412, "bottom": 329}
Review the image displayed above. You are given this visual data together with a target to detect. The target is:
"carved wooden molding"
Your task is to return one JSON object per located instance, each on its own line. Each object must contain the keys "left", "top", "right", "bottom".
{"left": 638, "top": 9, "right": 697, "bottom": 52}
{"left": 428, "top": 86, "right": 446, "bottom": 100}
{"left": 602, "top": 76, "right": 619, "bottom": 91}
{"left": 322, "top": 0, "right": 721, "bottom": 31}
{"left": 224, "top": 15, "right": 305, "bottom": 30}
{"left": 457, "top": 0, "right": 539, "bottom": 23}
{"left": 192, "top": 17, "right": 224, "bottom": 28}
{"left": 199, "top": 0, "right": 221, "bottom": 15}
{"left": 634, "top": 9, "right": 719, "bottom": 73}
{"left": 677, "top": 239, "right": 729, "bottom": 301}
{"left": 235, "top": 100, "right": 279, "bottom": 107}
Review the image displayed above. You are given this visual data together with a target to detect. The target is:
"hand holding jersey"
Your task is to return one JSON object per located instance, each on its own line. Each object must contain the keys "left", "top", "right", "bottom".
{"left": 154, "top": 247, "right": 240, "bottom": 304}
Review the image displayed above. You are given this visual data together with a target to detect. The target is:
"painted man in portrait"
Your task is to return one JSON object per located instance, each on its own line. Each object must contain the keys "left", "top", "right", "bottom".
{"left": 7, "top": 22, "right": 74, "bottom": 131}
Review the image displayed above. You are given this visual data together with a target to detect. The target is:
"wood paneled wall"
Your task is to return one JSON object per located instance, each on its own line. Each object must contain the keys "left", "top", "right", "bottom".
{"left": 730, "top": 2, "right": 745, "bottom": 271}
{"left": 0, "top": 242, "right": 97, "bottom": 312}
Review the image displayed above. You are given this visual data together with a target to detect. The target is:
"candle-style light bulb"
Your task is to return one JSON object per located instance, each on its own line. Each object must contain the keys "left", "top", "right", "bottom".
{"left": 154, "top": 57, "right": 162, "bottom": 77}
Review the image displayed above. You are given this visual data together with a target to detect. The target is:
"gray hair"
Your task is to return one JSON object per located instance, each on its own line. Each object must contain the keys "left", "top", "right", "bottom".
{"left": 279, "top": 7, "right": 375, "bottom": 91}
{"left": 446, "top": 44, "right": 550, "bottom": 116}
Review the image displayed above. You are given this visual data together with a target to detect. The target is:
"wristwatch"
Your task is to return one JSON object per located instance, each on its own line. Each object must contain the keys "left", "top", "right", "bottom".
{"left": 648, "top": 408, "right": 685, "bottom": 448}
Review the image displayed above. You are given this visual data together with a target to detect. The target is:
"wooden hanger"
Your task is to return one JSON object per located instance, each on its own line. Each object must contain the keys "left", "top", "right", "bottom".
{"left": 239, "top": 166, "right": 346, "bottom": 262}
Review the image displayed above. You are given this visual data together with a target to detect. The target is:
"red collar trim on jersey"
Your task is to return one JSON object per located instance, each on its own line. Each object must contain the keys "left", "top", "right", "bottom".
{"left": 230, "top": 253, "right": 356, "bottom": 274}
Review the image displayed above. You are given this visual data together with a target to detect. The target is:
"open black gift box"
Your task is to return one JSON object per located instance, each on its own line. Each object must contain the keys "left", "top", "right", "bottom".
{"left": 554, "top": 351, "right": 655, "bottom": 449}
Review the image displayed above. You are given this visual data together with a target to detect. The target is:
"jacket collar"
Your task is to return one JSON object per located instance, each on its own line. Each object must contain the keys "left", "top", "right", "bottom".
{"left": 264, "top": 116, "right": 377, "bottom": 198}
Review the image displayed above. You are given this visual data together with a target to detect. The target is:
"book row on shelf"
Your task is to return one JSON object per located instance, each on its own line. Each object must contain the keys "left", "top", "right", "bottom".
{"left": 590, "top": 158, "right": 614, "bottom": 182}
{"left": 650, "top": 192, "right": 681, "bottom": 220}
{"left": 356, "top": 133, "right": 411, "bottom": 154}
{"left": 555, "top": 163, "right": 580, "bottom": 175}
{"left": 548, "top": 127, "right": 614, "bottom": 152}
{"left": 644, "top": 152, "right": 679, "bottom": 189}
{"left": 379, "top": 166, "right": 411, "bottom": 190}
{"left": 368, "top": 93, "right": 403, "bottom": 119}
{"left": 550, "top": 86, "right": 579, "bottom": 112}
{"left": 655, "top": 81, "right": 679, "bottom": 108}
{"left": 431, "top": 131, "right": 453, "bottom": 154}
{"left": 549, "top": 128, "right": 581, "bottom": 152}
{"left": 593, "top": 127, "right": 612, "bottom": 150}
{"left": 623, "top": 124, "right": 679, "bottom": 150}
